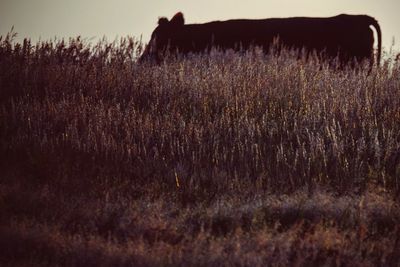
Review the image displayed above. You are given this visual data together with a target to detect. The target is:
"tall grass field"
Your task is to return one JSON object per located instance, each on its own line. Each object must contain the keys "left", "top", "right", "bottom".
{"left": 1, "top": 32, "right": 400, "bottom": 266}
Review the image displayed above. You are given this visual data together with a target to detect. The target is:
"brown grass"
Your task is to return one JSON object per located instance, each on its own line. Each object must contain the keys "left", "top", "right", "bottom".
{"left": 1, "top": 32, "right": 400, "bottom": 266}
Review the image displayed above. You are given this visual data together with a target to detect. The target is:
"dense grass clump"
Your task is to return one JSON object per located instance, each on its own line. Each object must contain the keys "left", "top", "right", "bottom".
{"left": 1, "top": 33, "right": 400, "bottom": 266}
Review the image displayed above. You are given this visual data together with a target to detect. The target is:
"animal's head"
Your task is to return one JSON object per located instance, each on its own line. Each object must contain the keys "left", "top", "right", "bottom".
{"left": 139, "top": 12, "right": 185, "bottom": 62}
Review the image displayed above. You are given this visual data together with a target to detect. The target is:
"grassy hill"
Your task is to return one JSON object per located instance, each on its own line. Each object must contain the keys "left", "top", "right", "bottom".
{"left": 1, "top": 33, "right": 400, "bottom": 266}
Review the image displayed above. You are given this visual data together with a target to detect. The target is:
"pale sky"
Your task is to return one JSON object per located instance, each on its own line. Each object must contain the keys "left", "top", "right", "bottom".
{"left": 1, "top": 0, "right": 399, "bottom": 53}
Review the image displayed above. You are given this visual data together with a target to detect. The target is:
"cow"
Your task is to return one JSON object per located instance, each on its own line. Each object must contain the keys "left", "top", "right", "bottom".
{"left": 139, "top": 12, "right": 381, "bottom": 67}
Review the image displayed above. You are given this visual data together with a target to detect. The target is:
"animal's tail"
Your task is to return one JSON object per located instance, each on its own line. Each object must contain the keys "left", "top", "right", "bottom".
{"left": 367, "top": 16, "right": 381, "bottom": 66}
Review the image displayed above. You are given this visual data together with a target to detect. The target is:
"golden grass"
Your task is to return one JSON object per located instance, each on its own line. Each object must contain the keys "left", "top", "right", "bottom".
{"left": 1, "top": 32, "right": 400, "bottom": 266}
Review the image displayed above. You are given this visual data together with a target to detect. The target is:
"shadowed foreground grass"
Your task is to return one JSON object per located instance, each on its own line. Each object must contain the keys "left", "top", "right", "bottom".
{"left": 1, "top": 34, "right": 400, "bottom": 266}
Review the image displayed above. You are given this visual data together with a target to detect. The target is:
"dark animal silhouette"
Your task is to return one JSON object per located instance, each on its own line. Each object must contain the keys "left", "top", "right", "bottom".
{"left": 139, "top": 12, "right": 381, "bottom": 67}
